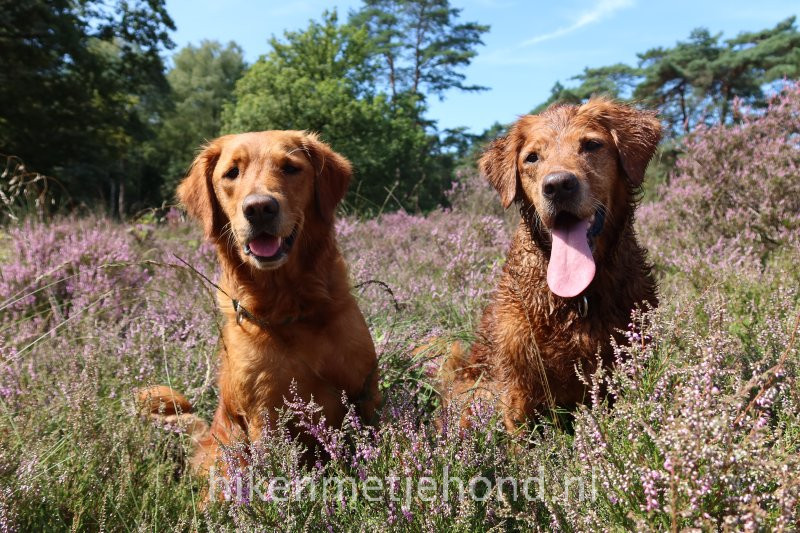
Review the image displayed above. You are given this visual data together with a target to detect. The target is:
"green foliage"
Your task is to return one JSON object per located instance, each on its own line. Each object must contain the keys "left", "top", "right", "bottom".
{"left": 533, "top": 63, "right": 640, "bottom": 113}
{"left": 0, "top": 0, "right": 175, "bottom": 215}
{"left": 634, "top": 28, "right": 723, "bottom": 134}
{"left": 223, "top": 8, "right": 484, "bottom": 213}
{"left": 156, "top": 41, "right": 246, "bottom": 199}
{"left": 710, "top": 16, "right": 800, "bottom": 121}
{"left": 1, "top": 0, "right": 486, "bottom": 216}
{"left": 351, "top": 0, "right": 489, "bottom": 100}
{"left": 472, "top": 16, "right": 800, "bottom": 203}
{"left": 531, "top": 17, "right": 800, "bottom": 136}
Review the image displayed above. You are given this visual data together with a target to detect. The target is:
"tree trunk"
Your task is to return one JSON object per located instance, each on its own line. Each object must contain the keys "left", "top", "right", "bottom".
{"left": 387, "top": 52, "right": 397, "bottom": 101}
{"left": 411, "top": 3, "right": 428, "bottom": 96}
{"left": 720, "top": 83, "right": 731, "bottom": 125}
{"left": 109, "top": 178, "right": 117, "bottom": 218}
{"left": 117, "top": 179, "right": 125, "bottom": 219}
{"left": 679, "top": 84, "right": 690, "bottom": 134}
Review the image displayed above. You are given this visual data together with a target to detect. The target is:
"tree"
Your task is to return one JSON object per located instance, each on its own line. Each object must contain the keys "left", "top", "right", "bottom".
{"left": 223, "top": 11, "right": 455, "bottom": 213}
{"left": 157, "top": 41, "right": 246, "bottom": 198}
{"left": 711, "top": 16, "right": 800, "bottom": 123}
{"left": 634, "top": 29, "right": 722, "bottom": 134}
{"left": 350, "top": 0, "right": 489, "bottom": 102}
{"left": 532, "top": 63, "right": 640, "bottom": 113}
{"left": 530, "top": 18, "right": 800, "bottom": 137}
{"left": 635, "top": 18, "right": 800, "bottom": 133}
{"left": 494, "top": 18, "right": 800, "bottom": 200}
{"left": 0, "top": 0, "right": 174, "bottom": 215}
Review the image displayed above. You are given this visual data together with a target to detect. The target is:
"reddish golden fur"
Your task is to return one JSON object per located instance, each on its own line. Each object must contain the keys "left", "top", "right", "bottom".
{"left": 443, "top": 99, "right": 662, "bottom": 429}
{"left": 143, "top": 131, "right": 379, "bottom": 475}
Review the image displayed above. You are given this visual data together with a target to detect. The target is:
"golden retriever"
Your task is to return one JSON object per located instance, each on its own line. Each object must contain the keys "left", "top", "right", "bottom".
{"left": 140, "top": 131, "right": 380, "bottom": 475}
{"left": 443, "top": 99, "right": 662, "bottom": 429}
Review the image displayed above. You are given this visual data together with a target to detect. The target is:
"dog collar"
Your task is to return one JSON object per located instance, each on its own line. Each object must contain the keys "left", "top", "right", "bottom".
{"left": 232, "top": 298, "right": 302, "bottom": 329}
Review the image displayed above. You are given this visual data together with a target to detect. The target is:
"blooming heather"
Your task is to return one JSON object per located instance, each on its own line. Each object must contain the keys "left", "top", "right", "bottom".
{"left": 639, "top": 82, "right": 800, "bottom": 276}
{"left": 1, "top": 87, "right": 799, "bottom": 529}
{"left": 338, "top": 209, "right": 509, "bottom": 321}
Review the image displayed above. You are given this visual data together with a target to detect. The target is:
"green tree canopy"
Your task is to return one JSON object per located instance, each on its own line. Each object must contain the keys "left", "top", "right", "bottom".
{"left": 0, "top": 0, "right": 175, "bottom": 214}
{"left": 532, "top": 63, "right": 640, "bottom": 113}
{"left": 635, "top": 17, "right": 800, "bottom": 133}
{"left": 351, "top": 0, "right": 489, "bottom": 101}
{"left": 223, "top": 7, "right": 485, "bottom": 213}
{"left": 530, "top": 17, "right": 800, "bottom": 136}
{"left": 634, "top": 28, "right": 722, "bottom": 133}
{"left": 710, "top": 16, "right": 800, "bottom": 123}
{"left": 157, "top": 40, "right": 246, "bottom": 198}
{"left": 2, "top": 0, "right": 489, "bottom": 215}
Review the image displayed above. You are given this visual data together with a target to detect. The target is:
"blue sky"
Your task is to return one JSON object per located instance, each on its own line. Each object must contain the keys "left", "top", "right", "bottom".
{"left": 165, "top": 0, "right": 798, "bottom": 134}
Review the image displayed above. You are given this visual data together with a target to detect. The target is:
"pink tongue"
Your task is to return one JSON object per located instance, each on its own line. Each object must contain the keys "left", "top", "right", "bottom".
{"left": 248, "top": 235, "right": 281, "bottom": 258}
{"left": 547, "top": 218, "right": 595, "bottom": 298}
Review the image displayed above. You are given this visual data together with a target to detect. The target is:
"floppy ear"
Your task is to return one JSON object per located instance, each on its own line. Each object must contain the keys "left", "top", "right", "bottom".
{"left": 176, "top": 140, "right": 224, "bottom": 239}
{"left": 590, "top": 100, "right": 663, "bottom": 187}
{"left": 303, "top": 133, "right": 352, "bottom": 223}
{"left": 479, "top": 133, "right": 519, "bottom": 209}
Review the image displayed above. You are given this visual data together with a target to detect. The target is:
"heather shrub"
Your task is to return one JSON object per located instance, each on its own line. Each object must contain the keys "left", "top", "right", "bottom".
{"left": 1, "top": 133, "right": 799, "bottom": 530}
{"left": 446, "top": 168, "right": 504, "bottom": 218}
{"left": 210, "top": 277, "right": 799, "bottom": 531}
{"left": 0, "top": 216, "right": 227, "bottom": 530}
{"left": 0, "top": 216, "right": 220, "bottom": 401}
{"left": 446, "top": 166, "right": 520, "bottom": 229}
{"left": 566, "top": 291, "right": 799, "bottom": 530}
{"left": 338, "top": 208, "right": 508, "bottom": 327}
{"left": 640, "top": 82, "right": 800, "bottom": 274}
{"left": 0, "top": 217, "right": 149, "bottom": 323}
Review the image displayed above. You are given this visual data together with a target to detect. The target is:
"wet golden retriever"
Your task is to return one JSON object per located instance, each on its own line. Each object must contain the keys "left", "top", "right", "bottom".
{"left": 139, "top": 131, "right": 380, "bottom": 475}
{"left": 443, "top": 99, "right": 662, "bottom": 429}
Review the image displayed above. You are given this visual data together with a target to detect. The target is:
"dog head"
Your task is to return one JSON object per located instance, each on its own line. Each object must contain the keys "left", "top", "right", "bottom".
{"left": 177, "top": 131, "right": 351, "bottom": 270}
{"left": 480, "top": 99, "right": 662, "bottom": 297}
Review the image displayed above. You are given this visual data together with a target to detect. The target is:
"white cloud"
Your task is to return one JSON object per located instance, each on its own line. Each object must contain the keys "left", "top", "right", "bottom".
{"left": 521, "top": 0, "right": 635, "bottom": 46}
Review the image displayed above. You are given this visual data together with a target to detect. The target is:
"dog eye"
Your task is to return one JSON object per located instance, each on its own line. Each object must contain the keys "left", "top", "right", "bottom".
{"left": 525, "top": 153, "right": 539, "bottom": 163}
{"left": 223, "top": 166, "right": 239, "bottom": 179}
{"left": 583, "top": 140, "right": 603, "bottom": 152}
{"left": 282, "top": 164, "right": 300, "bottom": 174}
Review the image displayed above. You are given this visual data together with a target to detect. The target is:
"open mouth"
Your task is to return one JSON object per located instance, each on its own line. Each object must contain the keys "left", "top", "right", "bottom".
{"left": 546, "top": 209, "right": 605, "bottom": 298}
{"left": 243, "top": 225, "right": 299, "bottom": 264}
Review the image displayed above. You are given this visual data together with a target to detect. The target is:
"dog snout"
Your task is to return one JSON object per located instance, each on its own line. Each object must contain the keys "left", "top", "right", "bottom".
{"left": 242, "top": 194, "right": 280, "bottom": 226}
{"left": 542, "top": 172, "right": 580, "bottom": 204}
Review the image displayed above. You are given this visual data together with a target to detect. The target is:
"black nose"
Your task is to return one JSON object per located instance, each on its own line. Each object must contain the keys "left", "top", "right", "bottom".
{"left": 542, "top": 172, "right": 580, "bottom": 202}
{"left": 242, "top": 194, "right": 279, "bottom": 225}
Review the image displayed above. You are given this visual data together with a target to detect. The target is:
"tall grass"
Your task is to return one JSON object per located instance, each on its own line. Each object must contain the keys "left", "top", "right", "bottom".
{"left": 1, "top": 85, "right": 799, "bottom": 531}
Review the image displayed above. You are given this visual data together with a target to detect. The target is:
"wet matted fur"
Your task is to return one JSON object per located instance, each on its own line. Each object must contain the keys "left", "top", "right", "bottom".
{"left": 443, "top": 99, "right": 662, "bottom": 429}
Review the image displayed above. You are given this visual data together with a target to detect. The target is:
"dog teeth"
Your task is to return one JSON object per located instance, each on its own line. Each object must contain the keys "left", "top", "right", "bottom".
{"left": 244, "top": 245, "right": 252, "bottom": 256}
